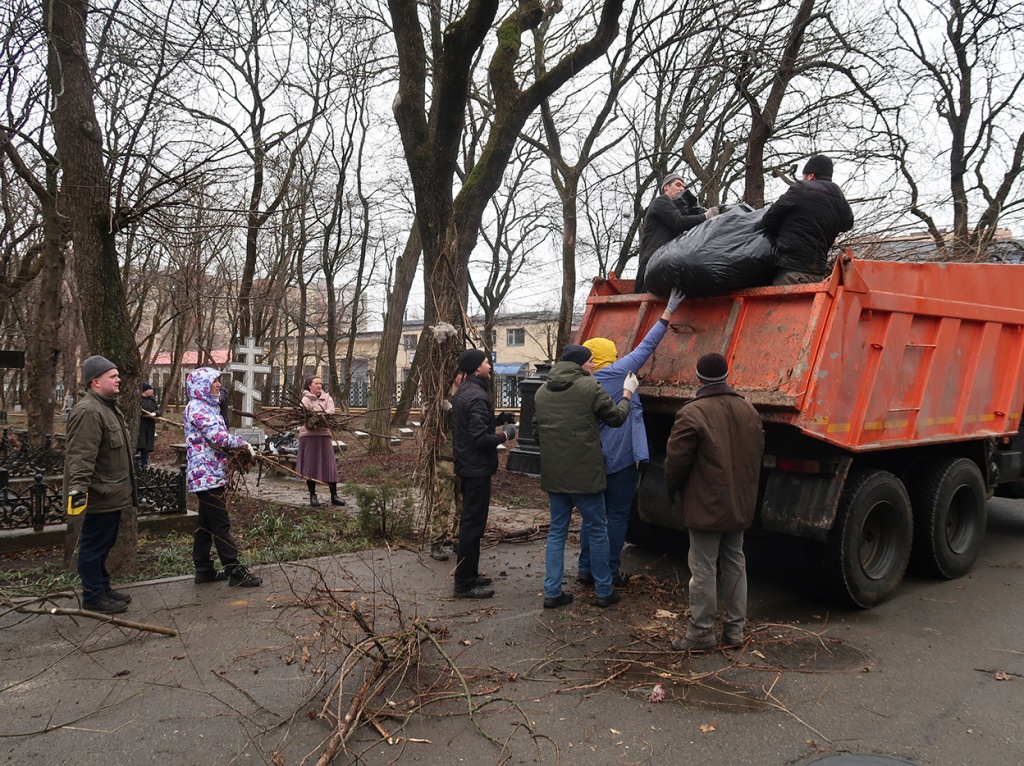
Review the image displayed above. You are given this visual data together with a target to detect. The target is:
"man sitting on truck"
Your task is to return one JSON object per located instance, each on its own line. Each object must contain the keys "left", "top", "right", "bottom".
{"left": 760, "top": 154, "right": 854, "bottom": 285}
{"left": 664, "top": 353, "right": 764, "bottom": 652}
{"left": 634, "top": 173, "right": 720, "bottom": 292}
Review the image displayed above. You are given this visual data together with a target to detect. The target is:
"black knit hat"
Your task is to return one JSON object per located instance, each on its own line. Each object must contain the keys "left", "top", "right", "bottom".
{"left": 457, "top": 348, "right": 488, "bottom": 374}
{"left": 81, "top": 355, "right": 116, "bottom": 386}
{"left": 141, "top": 382, "right": 153, "bottom": 392}
{"left": 696, "top": 353, "right": 729, "bottom": 383}
{"left": 561, "top": 344, "right": 593, "bottom": 367}
{"left": 803, "top": 154, "right": 833, "bottom": 179}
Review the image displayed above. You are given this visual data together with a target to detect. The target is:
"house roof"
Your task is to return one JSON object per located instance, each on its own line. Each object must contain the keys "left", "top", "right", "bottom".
{"left": 150, "top": 349, "right": 231, "bottom": 367}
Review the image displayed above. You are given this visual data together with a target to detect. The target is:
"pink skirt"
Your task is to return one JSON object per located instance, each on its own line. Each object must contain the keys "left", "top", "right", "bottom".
{"left": 296, "top": 435, "right": 339, "bottom": 483}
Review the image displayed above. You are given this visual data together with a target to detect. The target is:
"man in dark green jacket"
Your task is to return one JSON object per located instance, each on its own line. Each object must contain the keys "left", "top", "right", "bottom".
{"left": 63, "top": 355, "right": 137, "bottom": 614}
{"left": 533, "top": 344, "right": 637, "bottom": 609}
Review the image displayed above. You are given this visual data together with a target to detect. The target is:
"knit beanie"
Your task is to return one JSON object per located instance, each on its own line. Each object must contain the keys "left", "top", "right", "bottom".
{"left": 661, "top": 172, "right": 683, "bottom": 191}
{"left": 803, "top": 154, "right": 834, "bottom": 179}
{"left": 141, "top": 382, "right": 153, "bottom": 392}
{"left": 81, "top": 355, "right": 116, "bottom": 386}
{"left": 303, "top": 374, "right": 319, "bottom": 391}
{"left": 561, "top": 344, "right": 593, "bottom": 367}
{"left": 457, "top": 348, "right": 488, "bottom": 374}
{"left": 695, "top": 353, "right": 729, "bottom": 383}
{"left": 582, "top": 338, "right": 617, "bottom": 371}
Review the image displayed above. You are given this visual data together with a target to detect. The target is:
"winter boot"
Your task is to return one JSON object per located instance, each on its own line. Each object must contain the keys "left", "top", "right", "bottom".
{"left": 329, "top": 483, "right": 346, "bottom": 507}
{"left": 227, "top": 565, "right": 262, "bottom": 588}
{"left": 195, "top": 566, "right": 228, "bottom": 584}
{"left": 307, "top": 480, "right": 321, "bottom": 508}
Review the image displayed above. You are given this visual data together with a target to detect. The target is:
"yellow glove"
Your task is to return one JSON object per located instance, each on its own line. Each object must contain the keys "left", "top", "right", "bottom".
{"left": 67, "top": 491, "right": 88, "bottom": 516}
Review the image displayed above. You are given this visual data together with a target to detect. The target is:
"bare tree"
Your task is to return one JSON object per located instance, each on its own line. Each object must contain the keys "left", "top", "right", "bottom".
{"left": 881, "top": 0, "right": 1024, "bottom": 253}
{"left": 387, "top": 0, "right": 626, "bottom": 477}
{"left": 45, "top": 0, "right": 141, "bottom": 571}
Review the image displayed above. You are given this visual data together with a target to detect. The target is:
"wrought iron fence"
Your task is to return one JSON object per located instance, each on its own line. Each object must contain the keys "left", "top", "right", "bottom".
{"left": 496, "top": 376, "right": 522, "bottom": 409}
{"left": 0, "top": 430, "right": 187, "bottom": 532}
{"left": 0, "top": 429, "right": 64, "bottom": 478}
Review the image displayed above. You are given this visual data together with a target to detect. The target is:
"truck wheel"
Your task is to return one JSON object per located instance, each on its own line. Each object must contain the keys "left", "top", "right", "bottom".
{"left": 827, "top": 469, "right": 913, "bottom": 608}
{"left": 905, "top": 457, "right": 987, "bottom": 579}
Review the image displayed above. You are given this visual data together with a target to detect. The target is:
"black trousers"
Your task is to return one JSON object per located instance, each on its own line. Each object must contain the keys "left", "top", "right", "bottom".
{"left": 193, "top": 485, "right": 239, "bottom": 570}
{"left": 79, "top": 510, "right": 121, "bottom": 601}
{"left": 454, "top": 475, "right": 491, "bottom": 592}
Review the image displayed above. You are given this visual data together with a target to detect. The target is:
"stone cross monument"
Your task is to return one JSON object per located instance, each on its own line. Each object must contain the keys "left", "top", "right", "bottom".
{"left": 229, "top": 337, "right": 272, "bottom": 434}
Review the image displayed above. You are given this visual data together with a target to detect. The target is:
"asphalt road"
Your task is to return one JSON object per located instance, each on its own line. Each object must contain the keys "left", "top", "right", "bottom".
{"left": 2, "top": 498, "right": 1022, "bottom": 766}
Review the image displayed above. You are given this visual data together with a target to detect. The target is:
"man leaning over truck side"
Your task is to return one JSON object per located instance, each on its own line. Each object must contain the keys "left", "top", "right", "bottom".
{"left": 634, "top": 173, "right": 720, "bottom": 292}
{"left": 760, "top": 154, "right": 854, "bottom": 286}
{"left": 664, "top": 353, "right": 764, "bottom": 652}
{"left": 576, "top": 287, "right": 686, "bottom": 589}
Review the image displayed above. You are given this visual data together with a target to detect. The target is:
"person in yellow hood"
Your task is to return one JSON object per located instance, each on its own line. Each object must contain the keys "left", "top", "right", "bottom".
{"left": 575, "top": 288, "right": 685, "bottom": 588}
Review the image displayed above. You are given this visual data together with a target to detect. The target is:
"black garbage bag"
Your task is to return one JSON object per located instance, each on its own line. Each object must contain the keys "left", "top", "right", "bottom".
{"left": 643, "top": 204, "right": 776, "bottom": 297}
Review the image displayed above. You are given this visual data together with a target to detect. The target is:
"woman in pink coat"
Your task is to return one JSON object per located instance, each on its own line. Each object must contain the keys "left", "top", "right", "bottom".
{"left": 296, "top": 375, "right": 345, "bottom": 507}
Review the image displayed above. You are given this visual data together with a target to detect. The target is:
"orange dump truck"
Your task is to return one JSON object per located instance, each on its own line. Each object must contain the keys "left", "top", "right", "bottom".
{"left": 577, "top": 255, "right": 1024, "bottom": 607}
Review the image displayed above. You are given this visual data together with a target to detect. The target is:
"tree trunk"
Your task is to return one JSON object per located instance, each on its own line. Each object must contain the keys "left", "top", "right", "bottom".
{"left": 555, "top": 173, "right": 579, "bottom": 356}
{"left": 46, "top": 0, "right": 140, "bottom": 573}
{"left": 368, "top": 223, "right": 422, "bottom": 452}
{"left": 25, "top": 196, "right": 64, "bottom": 447}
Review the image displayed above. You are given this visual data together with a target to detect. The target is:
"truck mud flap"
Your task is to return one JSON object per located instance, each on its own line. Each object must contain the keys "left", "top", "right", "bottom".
{"left": 635, "top": 458, "right": 688, "bottom": 533}
{"left": 760, "top": 456, "right": 853, "bottom": 540}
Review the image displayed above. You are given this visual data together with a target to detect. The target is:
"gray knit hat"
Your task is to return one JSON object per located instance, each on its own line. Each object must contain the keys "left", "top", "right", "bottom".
{"left": 661, "top": 172, "right": 684, "bottom": 191}
{"left": 81, "top": 355, "right": 117, "bottom": 386}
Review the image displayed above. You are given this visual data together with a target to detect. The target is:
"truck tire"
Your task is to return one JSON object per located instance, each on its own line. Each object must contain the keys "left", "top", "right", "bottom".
{"left": 905, "top": 457, "right": 987, "bottom": 579}
{"left": 826, "top": 469, "right": 913, "bottom": 608}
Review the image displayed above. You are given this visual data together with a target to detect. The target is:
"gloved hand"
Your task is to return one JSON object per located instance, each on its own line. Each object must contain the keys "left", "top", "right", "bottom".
{"left": 67, "top": 491, "right": 88, "bottom": 516}
{"left": 704, "top": 206, "right": 720, "bottom": 220}
{"left": 503, "top": 425, "right": 517, "bottom": 442}
{"left": 623, "top": 372, "right": 639, "bottom": 396}
{"left": 666, "top": 288, "right": 685, "bottom": 314}
{"left": 244, "top": 442, "right": 257, "bottom": 457}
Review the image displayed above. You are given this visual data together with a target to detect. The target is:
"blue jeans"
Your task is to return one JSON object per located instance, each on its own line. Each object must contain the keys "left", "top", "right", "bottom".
{"left": 545, "top": 491, "right": 613, "bottom": 599}
{"left": 78, "top": 511, "right": 122, "bottom": 602}
{"left": 578, "top": 464, "right": 639, "bottom": 580}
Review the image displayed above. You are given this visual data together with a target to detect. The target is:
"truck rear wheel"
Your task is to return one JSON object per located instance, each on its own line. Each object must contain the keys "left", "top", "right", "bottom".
{"left": 905, "top": 457, "right": 986, "bottom": 579}
{"left": 826, "top": 469, "right": 913, "bottom": 608}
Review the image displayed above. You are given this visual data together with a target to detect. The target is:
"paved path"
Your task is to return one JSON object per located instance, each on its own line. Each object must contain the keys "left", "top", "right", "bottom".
{"left": 2, "top": 499, "right": 1023, "bottom": 766}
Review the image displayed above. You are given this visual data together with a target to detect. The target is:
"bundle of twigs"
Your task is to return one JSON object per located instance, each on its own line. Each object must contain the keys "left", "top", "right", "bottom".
{"left": 250, "top": 391, "right": 390, "bottom": 441}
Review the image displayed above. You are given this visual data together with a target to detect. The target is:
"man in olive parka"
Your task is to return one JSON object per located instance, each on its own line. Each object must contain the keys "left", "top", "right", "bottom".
{"left": 533, "top": 344, "right": 638, "bottom": 609}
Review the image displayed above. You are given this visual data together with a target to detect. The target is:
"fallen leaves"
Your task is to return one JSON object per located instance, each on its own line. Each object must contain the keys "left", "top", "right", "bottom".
{"left": 699, "top": 721, "right": 717, "bottom": 733}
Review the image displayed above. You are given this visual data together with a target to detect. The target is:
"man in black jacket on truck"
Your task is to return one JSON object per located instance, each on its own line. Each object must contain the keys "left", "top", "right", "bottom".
{"left": 634, "top": 173, "right": 719, "bottom": 292}
{"left": 761, "top": 154, "right": 855, "bottom": 285}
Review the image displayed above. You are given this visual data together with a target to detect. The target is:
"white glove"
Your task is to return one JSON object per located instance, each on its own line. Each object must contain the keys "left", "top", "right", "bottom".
{"left": 704, "top": 206, "right": 720, "bottom": 220}
{"left": 623, "top": 372, "right": 639, "bottom": 395}
{"left": 244, "top": 442, "right": 257, "bottom": 457}
{"left": 666, "top": 288, "right": 685, "bottom": 314}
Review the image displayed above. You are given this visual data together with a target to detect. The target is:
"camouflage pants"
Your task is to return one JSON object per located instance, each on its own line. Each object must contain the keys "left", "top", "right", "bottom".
{"left": 429, "top": 457, "right": 462, "bottom": 545}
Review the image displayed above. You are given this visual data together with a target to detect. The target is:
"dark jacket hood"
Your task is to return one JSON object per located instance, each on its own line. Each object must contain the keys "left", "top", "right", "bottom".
{"left": 545, "top": 361, "right": 588, "bottom": 391}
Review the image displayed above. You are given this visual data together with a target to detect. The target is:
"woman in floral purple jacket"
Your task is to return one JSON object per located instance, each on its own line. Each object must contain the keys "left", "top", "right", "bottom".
{"left": 183, "top": 367, "right": 261, "bottom": 588}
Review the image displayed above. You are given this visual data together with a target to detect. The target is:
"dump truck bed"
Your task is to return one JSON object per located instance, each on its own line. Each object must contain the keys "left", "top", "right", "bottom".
{"left": 579, "top": 256, "right": 1024, "bottom": 452}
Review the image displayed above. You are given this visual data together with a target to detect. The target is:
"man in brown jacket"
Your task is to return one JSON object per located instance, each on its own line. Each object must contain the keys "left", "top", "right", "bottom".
{"left": 63, "top": 355, "right": 137, "bottom": 614}
{"left": 664, "top": 353, "right": 764, "bottom": 651}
